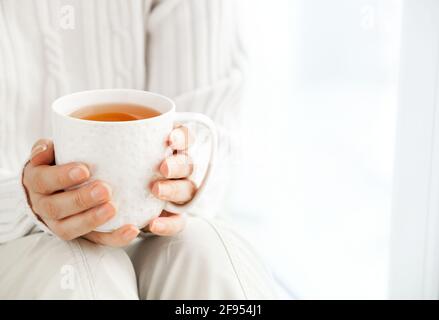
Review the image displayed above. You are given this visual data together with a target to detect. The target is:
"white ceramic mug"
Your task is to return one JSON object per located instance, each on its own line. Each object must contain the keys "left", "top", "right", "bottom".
{"left": 51, "top": 89, "right": 217, "bottom": 232}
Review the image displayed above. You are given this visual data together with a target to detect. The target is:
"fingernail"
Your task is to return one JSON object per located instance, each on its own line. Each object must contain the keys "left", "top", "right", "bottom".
{"left": 68, "top": 166, "right": 88, "bottom": 182}
{"left": 160, "top": 161, "right": 169, "bottom": 177}
{"left": 123, "top": 228, "right": 139, "bottom": 240}
{"left": 30, "top": 144, "right": 47, "bottom": 159}
{"left": 164, "top": 154, "right": 192, "bottom": 178}
{"left": 169, "top": 128, "right": 186, "bottom": 149}
{"left": 157, "top": 183, "right": 172, "bottom": 198}
{"left": 95, "top": 204, "right": 113, "bottom": 218}
{"left": 153, "top": 221, "right": 166, "bottom": 233}
{"left": 91, "top": 183, "right": 111, "bottom": 201}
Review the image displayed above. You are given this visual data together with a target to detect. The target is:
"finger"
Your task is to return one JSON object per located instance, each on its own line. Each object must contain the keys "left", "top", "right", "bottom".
{"left": 34, "top": 181, "right": 112, "bottom": 220}
{"left": 168, "top": 126, "right": 194, "bottom": 151}
{"left": 142, "top": 210, "right": 175, "bottom": 232}
{"left": 30, "top": 139, "right": 55, "bottom": 166}
{"left": 148, "top": 212, "right": 187, "bottom": 236}
{"left": 159, "top": 153, "right": 193, "bottom": 179}
{"left": 151, "top": 179, "right": 196, "bottom": 204}
{"left": 83, "top": 225, "right": 140, "bottom": 247}
{"left": 29, "top": 162, "right": 90, "bottom": 195}
{"left": 49, "top": 202, "right": 116, "bottom": 241}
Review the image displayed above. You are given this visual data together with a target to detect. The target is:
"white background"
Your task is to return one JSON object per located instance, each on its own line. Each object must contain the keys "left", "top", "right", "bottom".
{"left": 227, "top": 0, "right": 403, "bottom": 299}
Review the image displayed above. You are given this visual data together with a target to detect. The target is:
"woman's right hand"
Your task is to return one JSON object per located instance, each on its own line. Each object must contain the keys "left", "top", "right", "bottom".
{"left": 22, "top": 139, "right": 140, "bottom": 246}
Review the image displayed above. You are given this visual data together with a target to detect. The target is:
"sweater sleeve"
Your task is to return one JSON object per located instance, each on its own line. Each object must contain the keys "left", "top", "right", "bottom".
{"left": 0, "top": 168, "right": 44, "bottom": 244}
{"left": 146, "top": 0, "right": 246, "bottom": 217}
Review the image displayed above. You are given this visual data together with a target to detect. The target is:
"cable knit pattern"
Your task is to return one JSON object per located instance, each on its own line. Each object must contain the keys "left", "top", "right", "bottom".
{"left": 0, "top": 1, "right": 19, "bottom": 170}
{"left": 0, "top": 1, "right": 39, "bottom": 242}
{"left": 0, "top": 0, "right": 244, "bottom": 243}
{"left": 36, "top": 0, "right": 69, "bottom": 135}
{"left": 109, "top": 0, "right": 133, "bottom": 87}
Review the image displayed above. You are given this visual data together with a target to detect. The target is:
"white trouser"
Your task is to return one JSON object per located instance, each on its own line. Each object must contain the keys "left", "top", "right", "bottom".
{"left": 0, "top": 217, "right": 277, "bottom": 299}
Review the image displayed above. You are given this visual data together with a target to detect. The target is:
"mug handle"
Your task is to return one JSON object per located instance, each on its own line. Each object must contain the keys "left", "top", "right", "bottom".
{"left": 164, "top": 112, "right": 218, "bottom": 214}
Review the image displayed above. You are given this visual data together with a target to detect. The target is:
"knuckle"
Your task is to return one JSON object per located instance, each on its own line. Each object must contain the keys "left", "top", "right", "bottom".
{"left": 51, "top": 223, "right": 72, "bottom": 241}
{"left": 85, "top": 212, "right": 100, "bottom": 230}
{"left": 32, "top": 171, "right": 50, "bottom": 194}
{"left": 40, "top": 198, "right": 60, "bottom": 219}
{"left": 73, "top": 189, "right": 88, "bottom": 210}
{"left": 55, "top": 170, "right": 69, "bottom": 188}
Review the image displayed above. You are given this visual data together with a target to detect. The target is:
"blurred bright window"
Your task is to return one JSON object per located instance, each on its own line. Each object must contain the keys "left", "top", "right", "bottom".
{"left": 227, "top": 0, "right": 402, "bottom": 299}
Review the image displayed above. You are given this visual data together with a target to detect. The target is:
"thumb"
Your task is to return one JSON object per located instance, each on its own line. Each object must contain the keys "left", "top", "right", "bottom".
{"left": 29, "top": 139, "right": 55, "bottom": 166}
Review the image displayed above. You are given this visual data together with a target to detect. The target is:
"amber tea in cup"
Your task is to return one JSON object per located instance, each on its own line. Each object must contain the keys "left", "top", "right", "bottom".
{"left": 70, "top": 103, "right": 161, "bottom": 122}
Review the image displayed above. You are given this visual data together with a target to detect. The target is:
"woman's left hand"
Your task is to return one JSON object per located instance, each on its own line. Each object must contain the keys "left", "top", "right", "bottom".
{"left": 145, "top": 126, "right": 195, "bottom": 236}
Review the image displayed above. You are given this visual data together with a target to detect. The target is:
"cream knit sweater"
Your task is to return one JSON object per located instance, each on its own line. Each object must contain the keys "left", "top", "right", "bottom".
{"left": 0, "top": 0, "right": 245, "bottom": 243}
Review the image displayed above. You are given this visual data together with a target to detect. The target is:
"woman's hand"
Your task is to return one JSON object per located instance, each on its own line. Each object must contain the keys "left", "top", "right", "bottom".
{"left": 23, "top": 139, "right": 140, "bottom": 246}
{"left": 146, "top": 126, "right": 196, "bottom": 236}
{"left": 23, "top": 126, "right": 196, "bottom": 243}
